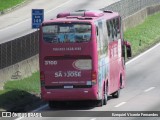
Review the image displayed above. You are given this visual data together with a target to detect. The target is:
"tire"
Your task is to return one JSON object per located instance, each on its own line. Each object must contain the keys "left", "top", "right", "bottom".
{"left": 98, "top": 99, "right": 103, "bottom": 107}
{"left": 103, "top": 83, "right": 108, "bottom": 105}
{"left": 120, "top": 76, "right": 123, "bottom": 89}
{"left": 98, "top": 85, "right": 108, "bottom": 106}
{"left": 112, "top": 89, "right": 120, "bottom": 98}
{"left": 103, "top": 92, "right": 108, "bottom": 105}
{"left": 97, "top": 93, "right": 104, "bottom": 107}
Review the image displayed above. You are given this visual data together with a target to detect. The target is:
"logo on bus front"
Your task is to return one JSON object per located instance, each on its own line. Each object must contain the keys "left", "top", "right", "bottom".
{"left": 54, "top": 71, "right": 81, "bottom": 78}
{"left": 72, "top": 59, "right": 92, "bottom": 70}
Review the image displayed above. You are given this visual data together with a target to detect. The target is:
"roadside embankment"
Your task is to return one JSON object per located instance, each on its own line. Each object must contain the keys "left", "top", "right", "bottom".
{"left": 0, "top": 72, "right": 43, "bottom": 112}
{"left": 124, "top": 12, "right": 160, "bottom": 57}
{"left": 0, "top": 55, "right": 39, "bottom": 90}
{"left": 123, "top": 4, "right": 160, "bottom": 31}
{"left": 0, "top": 0, "right": 31, "bottom": 15}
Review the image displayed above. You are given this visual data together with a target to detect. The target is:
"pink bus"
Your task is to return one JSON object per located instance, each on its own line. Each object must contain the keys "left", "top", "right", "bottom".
{"left": 39, "top": 10, "right": 131, "bottom": 108}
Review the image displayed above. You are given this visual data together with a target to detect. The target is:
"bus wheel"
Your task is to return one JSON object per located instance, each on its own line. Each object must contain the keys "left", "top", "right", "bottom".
{"left": 98, "top": 99, "right": 103, "bottom": 107}
{"left": 112, "top": 89, "right": 120, "bottom": 98}
{"left": 120, "top": 76, "right": 123, "bottom": 89}
{"left": 103, "top": 92, "right": 108, "bottom": 105}
{"left": 103, "top": 84, "right": 108, "bottom": 105}
{"left": 97, "top": 94, "right": 104, "bottom": 106}
{"left": 98, "top": 90, "right": 107, "bottom": 106}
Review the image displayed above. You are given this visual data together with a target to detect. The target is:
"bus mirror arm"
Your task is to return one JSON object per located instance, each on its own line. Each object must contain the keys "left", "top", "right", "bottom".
{"left": 124, "top": 41, "right": 132, "bottom": 58}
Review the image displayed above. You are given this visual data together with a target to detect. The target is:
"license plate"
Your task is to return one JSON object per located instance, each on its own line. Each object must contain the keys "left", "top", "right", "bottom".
{"left": 64, "top": 86, "right": 73, "bottom": 89}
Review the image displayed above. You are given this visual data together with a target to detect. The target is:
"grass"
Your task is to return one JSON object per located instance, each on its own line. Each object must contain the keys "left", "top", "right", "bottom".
{"left": 4, "top": 72, "right": 40, "bottom": 94}
{"left": 0, "top": 0, "right": 26, "bottom": 11}
{"left": 124, "top": 12, "right": 160, "bottom": 56}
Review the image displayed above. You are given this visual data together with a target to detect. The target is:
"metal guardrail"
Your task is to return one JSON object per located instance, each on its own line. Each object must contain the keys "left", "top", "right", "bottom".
{"left": 102, "top": 0, "right": 160, "bottom": 19}
{"left": 0, "top": 0, "right": 160, "bottom": 69}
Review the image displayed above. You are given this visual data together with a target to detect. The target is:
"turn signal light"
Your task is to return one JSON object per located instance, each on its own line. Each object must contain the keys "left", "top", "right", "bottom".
{"left": 92, "top": 71, "right": 97, "bottom": 85}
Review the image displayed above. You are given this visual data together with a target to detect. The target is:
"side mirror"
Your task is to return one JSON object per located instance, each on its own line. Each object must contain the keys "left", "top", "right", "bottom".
{"left": 124, "top": 41, "right": 132, "bottom": 58}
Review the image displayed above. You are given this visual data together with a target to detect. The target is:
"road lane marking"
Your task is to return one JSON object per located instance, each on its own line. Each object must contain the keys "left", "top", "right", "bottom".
{"left": 15, "top": 117, "right": 23, "bottom": 120}
{"left": 33, "top": 42, "right": 160, "bottom": 112}
{"left": 14, "top": 104, "right": 48, "bottom": 120}
{"left": 33, "top": 42, "right": 160, "bottom": 111}
{"left": 32, "top": 104, "right": 48, "bottom": 112}
{"left": 126, "top": 42, "right": 160, "bottom": 65}
{"left": 144, "top": 87, "right": 155, "bottom": 92}
{"left": 114, "top": 102, "right": 126, "bottom": 107}
{"left": 46, "top": 0, "right": 73, "bottom": 14}
{"left": 90, "top": 118, "right": 96, "bottom": 120}
{"left": 0, "top": 0, "right": 73, "bottom": 32}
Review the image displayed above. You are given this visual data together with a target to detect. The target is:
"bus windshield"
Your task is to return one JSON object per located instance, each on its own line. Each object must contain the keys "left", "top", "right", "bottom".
{"left": 42, "top": 23, "right": 91, "bottom": 43}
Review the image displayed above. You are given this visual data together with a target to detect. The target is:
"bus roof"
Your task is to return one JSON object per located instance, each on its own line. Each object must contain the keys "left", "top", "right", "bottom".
{"left": 42, "top": 10, "right": 119, "bottom": 24}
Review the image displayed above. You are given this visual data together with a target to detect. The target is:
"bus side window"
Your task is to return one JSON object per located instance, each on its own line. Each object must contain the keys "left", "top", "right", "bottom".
{"left": 96, "top": 26, "right": 99, "bottom": 36}
{"left": 98, "top": 21, "right": 103, "bottom": 55}
{"left": 107, "top": 20, "right": 112, "bottom": 42}
{"left": 120, "top": 17, "right": 123, "bottom": 39}
{"left": 110, "top": 18, "right": 121, "bottom": 41}
{"left": 107, "top": 22, "right": 110, "bottom": 37}
{"left": 116, "top": 18, "right": 121, "bottom": 40}
{"left": 96, "top": 25, "right": 101, "bottom": 55}
{"left": 110, "top": 20, "right": 114, "bottom": 40}
{"left": 102, "top": 20, "right": 108, "bottom": 54}
{"left": 107, "top": 20, "right": 113, "bottom": 42}
{"left": 113, "top": 19, "right": 117, "bottom": 38}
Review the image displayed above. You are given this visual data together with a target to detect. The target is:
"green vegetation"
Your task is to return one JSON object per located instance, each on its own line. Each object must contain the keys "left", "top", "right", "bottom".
{"left": 124, "top": 12, "right": 160, "bottom": 56}
{"left": 0, "top": 0, "right": 26, "bottom": 11}
{"left": 4, "top": 72, "right": 40, "bottom": 94}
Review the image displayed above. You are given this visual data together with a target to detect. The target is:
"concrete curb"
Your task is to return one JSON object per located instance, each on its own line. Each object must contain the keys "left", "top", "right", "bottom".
{"left": 0, "top": 55, "right": 39, "bottom": 90}
{"left": 0, "top": 0, "right": 32, "bottom": 16}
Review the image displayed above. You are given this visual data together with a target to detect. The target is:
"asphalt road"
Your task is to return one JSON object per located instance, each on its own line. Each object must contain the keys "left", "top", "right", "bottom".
{"left": 39, "top": 44, "right": 160, "bottom": 119}
{"left": 0, "top": 0, "right": 120, "bottom": 44}
{"left": 16, "top": 43, "right": 160, "bottom": 119}
{"left": 40, "top": 42, "right": 160, "bottom": 111}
